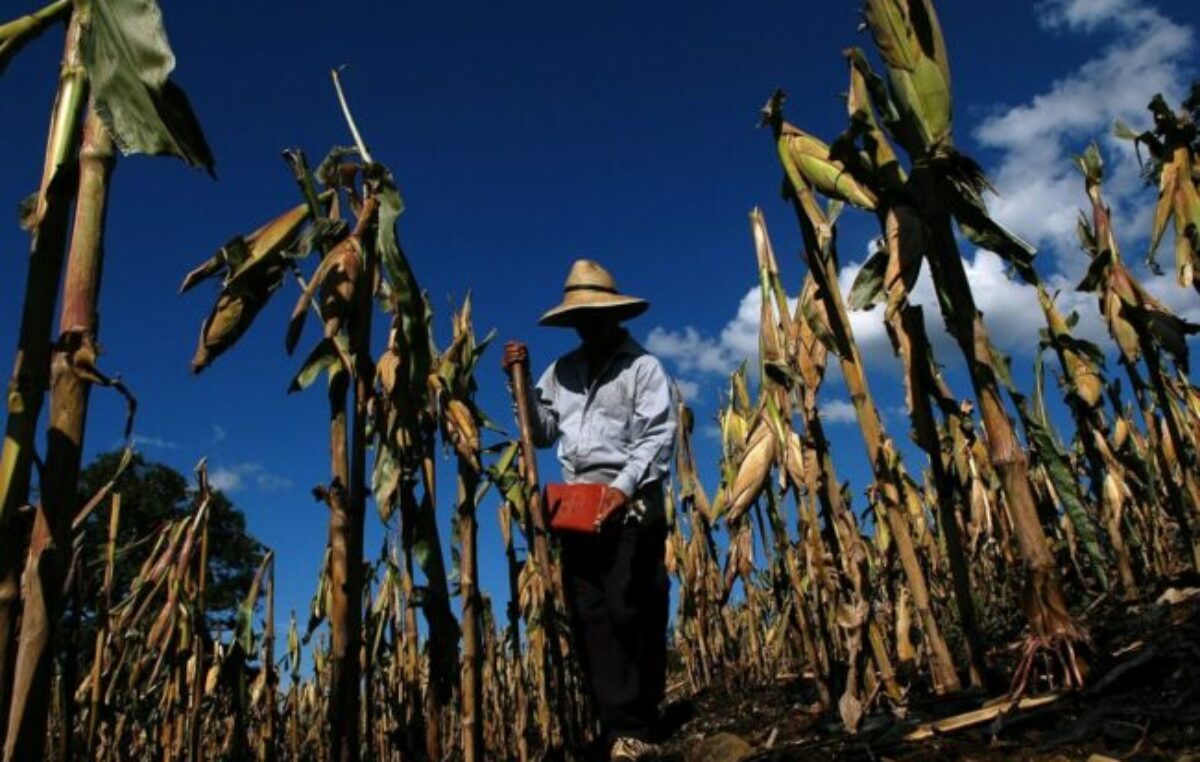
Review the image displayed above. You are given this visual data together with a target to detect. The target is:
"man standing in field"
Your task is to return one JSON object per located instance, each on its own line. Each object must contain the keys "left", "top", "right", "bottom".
{"left": 502, "top": 259, "right": 677, "bottom": 762}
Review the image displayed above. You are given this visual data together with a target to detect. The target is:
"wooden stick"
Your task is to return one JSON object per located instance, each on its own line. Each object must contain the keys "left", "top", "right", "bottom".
{"left": 506, "top": 359, "right": 554, "bottom": 596}
{"left": 903, "top": 693, "right": 1064, "bottom": 741}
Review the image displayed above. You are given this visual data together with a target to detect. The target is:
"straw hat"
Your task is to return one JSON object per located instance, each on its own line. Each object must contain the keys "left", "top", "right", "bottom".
{"left": 539, "top": 259, "right": 649, "bottom": 327}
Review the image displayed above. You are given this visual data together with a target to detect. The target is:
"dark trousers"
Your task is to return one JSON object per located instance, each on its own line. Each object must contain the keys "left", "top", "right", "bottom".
{"left": 561, "top": 516, "right": 670, "bottom": 745}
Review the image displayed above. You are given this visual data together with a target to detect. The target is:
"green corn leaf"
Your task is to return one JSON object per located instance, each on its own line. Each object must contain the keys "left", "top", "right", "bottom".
{"left": 83, "top": 0, "right": 214, "bottom": 171}
{"left": 287, "top": 337, "right": 340, "bottom": 393}
{"left": 1020, "top": 367, "right": 1109, "bottom": 590}
{"left": 847, "top": 244, "right": 889, "bottom": 311}
{"left": 945, "top": 174, "right": 1037, "bottom": 282}
{"left": 235, "top": 551, "right": 273, "bottom": 654}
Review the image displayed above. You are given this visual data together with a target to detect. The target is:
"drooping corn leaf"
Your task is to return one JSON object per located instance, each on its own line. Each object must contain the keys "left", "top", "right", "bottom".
{"left": 287, "top": 337, "right": 341, "bottom": 393}
{"left": 83, "top": 0, "right": 214, "bottom": 171}
{"left": 1076, "top": 248, "right": 1113, "bottom": 293}
{"left": 847, "top": 244, "right": 889, "bottom": 311}
{"left": 942, "top": 158, "right": 1038, "bottom": 282}
{"left": 235, "top": 552, "right": 273, "bottom": 654}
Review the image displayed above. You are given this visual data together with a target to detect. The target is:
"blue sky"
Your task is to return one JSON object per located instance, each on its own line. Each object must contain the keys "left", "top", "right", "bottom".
{"left": 2, "top": 0, "right": 1198, "bottom": 636}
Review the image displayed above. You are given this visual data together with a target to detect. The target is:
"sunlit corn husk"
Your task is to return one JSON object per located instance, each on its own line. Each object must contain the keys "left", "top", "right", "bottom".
{"left": 731, "top": 365, "right": 753, "bottom": 413}
{"left": 187, "top": 196, "right": 335, "bottom": 372}
{"left": 205, "top": 663, "right": 220, "bottom": 697}
{"left": 284, "top": 234, "right": 364, "bottom": 356}
{"left": 793, "top": 276, "right": 829, "bottom": 392}
{"left": 180, "top": 194, "right": 329, "bottom": 294}
{"left": 376, "top": 347, "right": 401, "bottom": 395}
{"left": 1101, "top": 471, "right": 1126, "bottom": 525}
{"left": 798, "top": 273, "right": 838, "bottom": 360}
{"left": 191, "top": 289, "right": 256, "bottom": 372}
{"left": 1141, "top": 95, "right": 1200, "bottom": 292}
{"left": 1079, "top": 142, "right": 1200, "bottom": 366}
{"left": 759, "top": 281, "right": 785, "bottom": 371}
{"left": 1170, "top": 157, "right": 1200, "bottom": 291}
{"left": 844, "top": 47, "right": 905, "bottom": 189}
{"left": 665, "top": 528, "right": 679, "bottom": 576}
{"left": 1038, "top": 288, "right": 1103, "bottom": 408}
{"left": 1113, "top": 416, "right": 1131, "bottom": 451}
{"left": 968, "top": 476, "right": 988, "bottom": 548}
{"left": 895, "top": 587, "right": 916, "bottom": 662}
{"left": 884, "top": 204, "right": 925, "bottom": 318}
{"left": 1159, "top": 417, "right": 1177, "bottom": 465}
{"left": 779, "top": 123, "right": 878, "bottom": 210}
{"left": 783, "top": 431, "right": 805, "bottom": 489}
{"left": 1070, "top": 357, "right": 1104, "bottom": 409}
{"left": 724, "top": 520, "right": 755, "bottom": 591}
{"left": 1102, "top": 288, "right": 1140, "bottom": 363}
{"left": 444, "top": 398, "right": 481, "bottom": 469}
{"left": 862, "top": 0, "right": 952, "bottom": 155}
{"left": 317, "top": 237, "right": 364, "bottom": 339}
{"left": 725, "top": 423, "right": 776, "bottom": 523}
{"left": 720, "top": 406, "right": 749, "bottom": 454}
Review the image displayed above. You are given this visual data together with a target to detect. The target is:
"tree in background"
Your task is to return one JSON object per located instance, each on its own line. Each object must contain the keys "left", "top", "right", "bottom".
{"left": 76, "top": 450, "right": 262, "bottom": 628}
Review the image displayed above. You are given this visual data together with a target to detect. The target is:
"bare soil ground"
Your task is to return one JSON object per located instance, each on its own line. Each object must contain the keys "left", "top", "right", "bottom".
{"left": 656, "top": 580, "right": 1200, "bottom": 761}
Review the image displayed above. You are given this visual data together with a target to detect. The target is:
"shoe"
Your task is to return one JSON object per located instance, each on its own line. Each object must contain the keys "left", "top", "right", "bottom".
{"left": 610, "top": 736, "right": 659, "bottom": 761}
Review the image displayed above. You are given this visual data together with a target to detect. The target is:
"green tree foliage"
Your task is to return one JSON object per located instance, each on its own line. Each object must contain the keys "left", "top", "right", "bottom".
{"left": 76, "top": 450, "right": 262, "bottom": 627}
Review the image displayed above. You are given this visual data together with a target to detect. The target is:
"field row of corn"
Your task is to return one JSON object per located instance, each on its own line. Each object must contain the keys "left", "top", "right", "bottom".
{"left": 0, "top": 0, "right": 1197, "bottom": 760}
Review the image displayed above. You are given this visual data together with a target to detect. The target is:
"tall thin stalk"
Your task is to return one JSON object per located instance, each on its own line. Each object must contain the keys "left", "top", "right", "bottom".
{"left": 263, "top": 557, "right": 277, "bottom": 762}
{"left": 0, "top": 15, "right": 86, "bottom": 737}
{"left": 754, "top": 148, "right": 962, "bottom": 694}
{"left": 188, "top": 500, "right": 210, "bottom": 762}
{"left": 86, "top": 492, "right": 120, "bottom": 755}
{"left": 506, "top": 356, "right": 569, "bottom": 748}
{"left": 326, "top": 196, "right": 378, "bottom": 762}
{"left": 889, "top": 304, "right": 986, "bottom": 686}
{"left": 5, "top": 106, "right": 114, "bottom": 761}
{"left": 458, "top": 456, "right": 483, "bottom": 761}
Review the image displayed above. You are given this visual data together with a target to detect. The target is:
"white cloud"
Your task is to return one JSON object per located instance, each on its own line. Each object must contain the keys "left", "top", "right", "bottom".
{"left": 645, "top": 286, "right": 764, "bottom": 376}
{"left": 975, "top": 0, "right": 1193, "bottom": 273}
{"left": 211, "top": 424, "right": 227, "bottom": 443}
{"left": 838, "top": 249, "right": 1109, "bottom": 368}
{"left": 131, "top": 434, "right": 181, "bottom": 450}
{"left": 651, "top": 0, "right": 1197, "bottom": 404}
{"left": 649, "top": 247, "right": 1107, "bottom": 379}
{"left": 818, "top": 399, "right": 859, "bottom": 424}
{"left": 208, "top": 468, "right": 241, "bottom": 493}
{"left": 209, "top": 462, "right": 292, "bottom": 493}
{"left": 673, "top": 378, "right": 701, "bottom": 402}
{"left": 1039, "top": 0, "right": 1164, "bottom": 34}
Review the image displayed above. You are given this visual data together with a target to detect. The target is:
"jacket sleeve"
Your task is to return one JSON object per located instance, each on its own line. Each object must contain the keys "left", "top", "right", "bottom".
{"left": 610, "top": 357, "right": 677, "bottom": 498}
